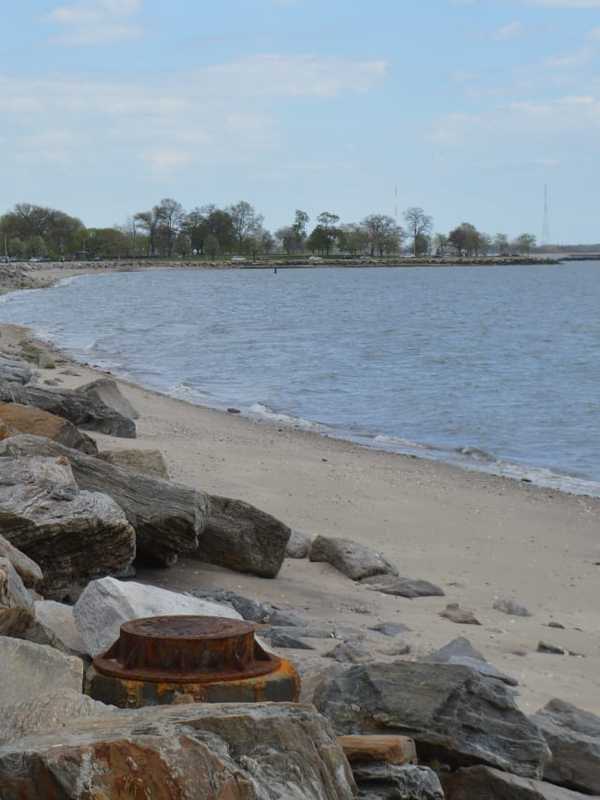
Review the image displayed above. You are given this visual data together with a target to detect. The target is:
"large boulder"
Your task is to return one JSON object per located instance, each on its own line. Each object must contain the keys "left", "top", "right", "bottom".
{"left": 443, "top": 765, "right": 595, "bottom": 800}
{"left": 0, "top": 702, "right": 356, "bottom": 800}
{"left": 0, "top": 435, "right": 207, "bottom": 566}
{"left": 314, "top": 662, "right": 550, "bottom": 779}
{"left": 73, "top": 576, "right": 243, "bottom": 656}
{"left": 310, "top": 535, "right": 398, "bottom": 581}
{"left": 0, "top": 402, "right": 98, "bottom": 454}
{"left": 0, "top": 689, "right": 113, "bottom": 745}
{"left": 0, "top": 557, "right": 34, "bottom": 636}
{"left": 0, "top": 534, "right": 43, "bottom": 589}
{"left": 0, "top": 382, "right": 136, "bottom": 438}
{"left": 0, "top": 357, "right": 33, "bottom": 385}
{"left": 0, "top": 455, "right": 136, "bottom": 599}
{"left": 98, "top": 447, "right": 169, "bottom": 479}
{"left": 422, "top": 637, "right": 518, "bottom": 687}
{"left": 196, "top": 495, "right": 291, "bottom": 578}
{"left": 0, "top": 636, "right": 83, "bottom": 707}
{"left": 78, "top": 378, "right": 139, "bottom": 420}
{"left": 531, "top": 699, "right": 600, "bottom": 794}
{"left": 354, "top": 763, "right": 444, "bottom": 800}
{"left": 24, "top": 600, "right": 87, "bottom": 656}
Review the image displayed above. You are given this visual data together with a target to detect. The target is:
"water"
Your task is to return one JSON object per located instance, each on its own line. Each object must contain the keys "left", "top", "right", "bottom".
{"left": 1, "top": 263, "right": 600, "bottom": 496}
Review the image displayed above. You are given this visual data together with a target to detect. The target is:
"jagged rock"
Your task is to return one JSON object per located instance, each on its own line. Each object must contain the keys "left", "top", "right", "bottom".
{"left": 268, "top": 630, "right": 315, "bottom": 650}
{"left": 78, "top": 378, "right": 139, "bottom": 420}
{"left": 364, "top": 574, "right": 445, "bottom": 598}
{"left": 310, "top": 535, "right": 398, "bottom": 581}
{"left": 355, "top": 763, "right": 444, "bottom": 800}
{"left": 440, "top": 603, "right": 481, "bottom": 625}
{"left": 325, "top": 641, "right": 372, "bottom": 663}
{"left": 0, "top": 435, "right": 207, "bottom": 566}
{"left": 73, "top": 577, "right": 242, "bottom": 657}
{"left": 423, "top": 636, "right": 518, "bottom": 687}
{"left": 443, "top": 765, "right": 594, "bottom": 799}
{"left": 0, "top": 456, "right": 136, "bottom": 599}
{"left": 24, "top": 600, "right": 87, "bottom": 656}
{"left": 98, "top": 447, "right": 169, "bottom": 479}
{"left": 0, "top": 636, "right": 83, "bottom": 707}
{"left": 0, "top": 357, "right": 33, "bottom": 385}
{"left": 0, "top": 402, "right": 97, "bottom": 454}
{"left": 287, "top": 529, "right": 312, "bottom": 558}
{"left": 338, "top": 735, "right": 417, "bottom": 766}
{"left": 0, "top": 382, "right": 136, "bottom": 438}
{"left": 0, "top": 558, "right": 34, "bottom": 635}
{"left": 314, "top": 662, "right": 550, "bottom": 778}
{"left": 193, "top": 588, "right": 272, "bottom": 622}
{"left": 0, "top": 702, "right": 356, "bottom": 800}
{"left": 494, "top": 596, "right": 532, "bottom": 617}
{"left": 0, "top": 534, "right": 43, "bottom": 589}
{"left": 370, "top": 622, "right": 411, "bottom": 637}
{"left": 196, "top": 494, "right": 291, "bottom": 578}
{"left": 0, "top": 689, "right": 113, "bottom": 745}
{"left": 531, "top": 699, "right": 600, "bottom": 794}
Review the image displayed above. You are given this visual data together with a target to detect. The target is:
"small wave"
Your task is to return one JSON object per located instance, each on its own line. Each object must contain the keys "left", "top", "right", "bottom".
{"left": 249, "top": 403, "right": 324, "bottom": 431}
{"left": 373, "top": 434, "right": 430, "bottom": 451}
{"left": 456, "top": 445, "right": 496, "bottom": 463}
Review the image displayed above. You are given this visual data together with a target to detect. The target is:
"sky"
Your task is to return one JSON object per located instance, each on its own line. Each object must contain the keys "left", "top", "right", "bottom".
{"left": 2, "top": 1, "right": 600, "bottom": 242}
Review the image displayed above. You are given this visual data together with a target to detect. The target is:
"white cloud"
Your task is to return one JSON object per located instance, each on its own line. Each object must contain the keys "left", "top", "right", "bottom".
{"left": 493, "top": 21, "right": 524, "bottom": 40}
{"left": 47, "top": 0, "right": 143, "bottom": 45}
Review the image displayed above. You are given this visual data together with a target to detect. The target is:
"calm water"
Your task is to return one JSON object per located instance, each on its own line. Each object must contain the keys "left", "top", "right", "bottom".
{"left": 2, "top": 263, "right": 600, "bottom": 495}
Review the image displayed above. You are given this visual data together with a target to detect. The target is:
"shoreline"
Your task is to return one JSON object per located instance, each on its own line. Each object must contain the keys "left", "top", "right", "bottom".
{"left": 1, "top": 268, "right": 599, "bottom": 715}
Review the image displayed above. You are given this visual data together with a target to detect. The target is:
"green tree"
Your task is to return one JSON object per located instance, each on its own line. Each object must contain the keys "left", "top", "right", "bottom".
{"left": 514, "top": 233, "right": 536, "bottom": 254}
{"left": 403, "top": 207, "right": 433, "bottom": 256}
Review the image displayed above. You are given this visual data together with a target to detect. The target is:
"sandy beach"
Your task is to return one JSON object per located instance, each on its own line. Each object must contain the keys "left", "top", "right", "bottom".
{"left": 1, "top": 265, "right": 599, "bottom": 717}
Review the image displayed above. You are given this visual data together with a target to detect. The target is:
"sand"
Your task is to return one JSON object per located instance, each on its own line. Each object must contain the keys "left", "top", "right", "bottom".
{"left": 1, "top": 269, "right": 599, "bottom": 716}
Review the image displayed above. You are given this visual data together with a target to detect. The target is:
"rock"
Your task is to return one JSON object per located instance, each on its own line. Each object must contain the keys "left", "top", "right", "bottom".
{"left": 0, "top": 636, "right": 83, "bottom": 707}
{"left": 314, "top": 662, "right": 550, "bottom": 778}
{"left": 98, "top": 447, "right": 169, "bottom": 479}
{"left": 287, "top": 529, "right": 312, "bottom": 558}
{"left": 0, "top": 689, "right": 113, "bottom": 745}
{"left": 267, "top": 607, "right": 306, "bottom": 627}
{"left": 494, "top": 596, "right": 532, "bottom": 617}
{"left": 0, "top": 558, "right": 34, "bottom": 636}
{"left": 370, "top": 621, "right": 411, "bottom": 637}
{"left": 193, "top": 588, "right": 271, "bottom": 622}
{"left": 443, "top": 765, "right": 594, "bottom": 799}
{"left": 269, "top": 629, "right": 315, "bottom": 650}
{"left": 0, "top": 435, "right": 207, "bottom": 566}
{"left": 355, "top": 763, "right": 444, "bottom": 800}
{"left": 440, "top": 603, "right": 481, "bottom": 625}
{"left": 78, "top": 377, "right": 139, "bottom": 419}
{"left": 0, "top": 356, "right": 33, "bottom": 385}
{"left": 0, "top": 534, "right": 43, "bottom": 589}
{"left": 0, "top": 456, "right": 136, "bottom": 599}
{"left": 538, "top": 641, "right": 566, "bottom": 655}
{"left": 380, "top": 641, "right": 411, "bottom": 657}
{"left": 548, "top": 621, "right": 566, "bottom": 630}
{"left": 197, "top": 494, "right": 291, "bottom": 578}
{"left": 338, "top": 734, "right": 417, "bottom": 766}
{"left": 0, "top": 701, "right": 355, "bottom": 800}
{"left": 262, "top": 623, "right": 355, "bottom": 641}
{"left": 25, "top": 600, "right": 87, "bottom": 656}
{"left": 325, "top": 641, "right": 372, "bottom": 663}
{"left": 364, "top": 575, "right": 445, "bottom": 598}
{"left": 0, "top": 402, "right": 98, "bottom": 454}
{"left": 0, "top": 382, "right": 136, "bottom": 438}
{"left": 73, "top": 576, "right": 242, "bottom": 657}
{"left": 531, "top": 699, "right": 600, "bottom": 794}
{"left": 423, "top": 637, "right": 518, "bottom": 687}
{"left": 310, "top": 535, "right": 398, "bottom": 581}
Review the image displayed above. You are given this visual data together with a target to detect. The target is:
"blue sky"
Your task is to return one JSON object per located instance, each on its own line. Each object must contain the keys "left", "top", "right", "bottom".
{"left": 2, "top": 1, "right": 600, "bottom": 242}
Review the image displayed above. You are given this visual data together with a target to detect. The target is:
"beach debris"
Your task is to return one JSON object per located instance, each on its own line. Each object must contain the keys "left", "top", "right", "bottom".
{"left": 194, "top": 494, "right": 291, "bottom": 579}
{"left": 325, "top": 640, "right": 371, "bottom": 664}
{"left": 0, "top": 382, "right": 136, "bottom": 438}
{"left": 493, "top": 596, "right": 532, "bottom": 617}
{"left": 78, "top": 377, "right": 139, "bottom": 420}
{"left": 309, "top": 535, "right": 398, "bottom": 581}
{"left": 353, "top": 763, "right": 444, "bottom": 800}
{"left": 0, "top": 435, "right": 208, "bottom": 567}
{"left": 0, "top": 402, "right": 98, "bottom": 454}
{"left": 369, "top": 621, "right": 411, "bottom": 637}
{"left": 364, "top": 574, "right": 445, "bottom": 598}
{"left": 538, "top": 641, "right": 566, "bottom": 655}
{"left": 0, "top": 558, "right": 34, "bottom": 636}
{"left": 268, "top": 629, "right": 315, "bottom": 650}
{"left": 531, "top": 698, "right": 600, "bottom": 795}
{"left": 23, "top": 600, "right": 87, "bottom": 657}
{"left": 0, "top": 356, "right": 33, "bottom": 385}
{"left": 440, "top": 603, "right": 481, "bottom": 625}
{"left": 0, "top": 456, "right": 135, "bottom": 600}
{"left": 227, "top": 407, "right": 241, "bottom": 414}
{"left": 422, "top": 637, "right": 518, "bottom": 687}
{"left": 0, "top": 636, "right": 83, "bottom": 708}
{"left": 0, "top": 534, "right": 43, "bottom": 590}
{"left": 442, "top": 765, "right": 594, "bottom": 800}
{"left": 73, "top": 576, "right": 242, "bottom": 657}
{"left": 0, "top": 689, "right": 113, "bottom": 746}
{"left": 315, "top": 662, "right": 550, "bottom": 778}
{"left": 286, "top": 528, "right": 312, "bottom": 559}
{"left": 0, "top": 703, "right": 356, "bottom": 800}
{"left": 98, "top": 447, "right": 169, "bottom": 479}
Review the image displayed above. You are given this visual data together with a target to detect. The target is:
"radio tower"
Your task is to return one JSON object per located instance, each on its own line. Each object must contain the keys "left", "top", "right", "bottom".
{"left": 541, "top": 184, "right": 551, "bottom": 246}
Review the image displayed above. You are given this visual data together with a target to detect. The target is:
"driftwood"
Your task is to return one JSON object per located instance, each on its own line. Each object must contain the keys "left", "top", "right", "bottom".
{"left": 0, "top": 436, "right": 208, "bottom": 566}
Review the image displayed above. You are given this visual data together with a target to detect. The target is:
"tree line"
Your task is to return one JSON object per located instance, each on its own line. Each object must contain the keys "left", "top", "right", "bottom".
{"left": 0, "top": 200, "right": 538, "bottom": 261}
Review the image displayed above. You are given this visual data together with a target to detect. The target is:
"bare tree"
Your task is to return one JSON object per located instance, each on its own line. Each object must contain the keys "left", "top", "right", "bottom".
{"left": 362, "top": 214, "right": 403, "bottom": 256}
{"left": 228, "top": 201, "right": 264, "bottom": 253}
{"left": 403, "top": 207, "right": 433, "bottom": 256}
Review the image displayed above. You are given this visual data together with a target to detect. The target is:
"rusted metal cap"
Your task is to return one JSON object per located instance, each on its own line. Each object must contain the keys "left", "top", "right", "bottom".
{"left": 93, "top": 615, "right": 283, "bottom": 684}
